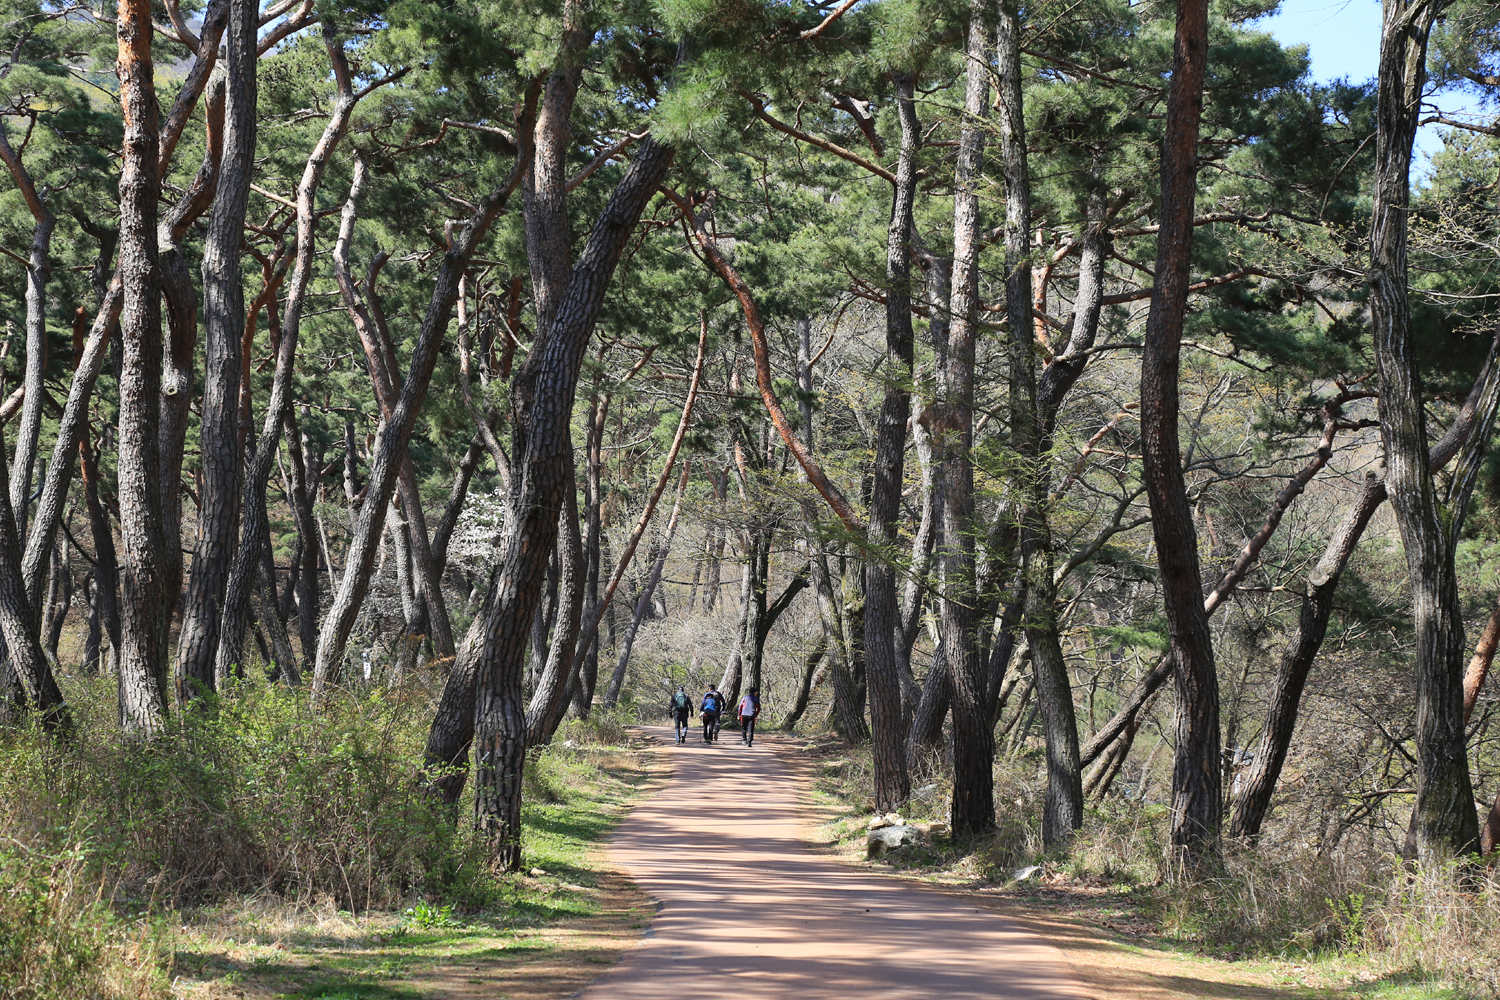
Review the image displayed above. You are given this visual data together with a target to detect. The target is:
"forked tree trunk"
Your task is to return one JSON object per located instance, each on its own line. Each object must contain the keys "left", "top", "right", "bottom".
{"left": 1139, "top": 0, "right": 1220, "bottom": 868}
{"left": 998, "top": 0, "right": 1082, "bottom": 846}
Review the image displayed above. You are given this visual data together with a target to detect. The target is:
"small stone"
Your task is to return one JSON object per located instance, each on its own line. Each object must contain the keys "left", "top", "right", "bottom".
{"left": 1012, "top": 865, "right": 1044, "bottom": 883}
{"left": 529, "top": 867, "right": 548, "bottom": 877}
{"left": 866, "top": 825, "right": 917, "bottom": 859}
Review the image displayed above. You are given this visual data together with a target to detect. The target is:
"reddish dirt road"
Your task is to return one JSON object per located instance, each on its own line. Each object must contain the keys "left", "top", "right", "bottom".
{"left": 580, "top": 726, "right": 1091, "bottom": 999}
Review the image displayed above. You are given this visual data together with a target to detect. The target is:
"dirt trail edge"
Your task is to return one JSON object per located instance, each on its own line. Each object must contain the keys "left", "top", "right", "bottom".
{"left": 581, "top": 726, "right": 1091, "bottom": 1000}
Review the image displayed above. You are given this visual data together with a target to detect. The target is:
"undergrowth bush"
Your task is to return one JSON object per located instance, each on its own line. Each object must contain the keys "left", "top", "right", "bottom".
{"left": 0, "top": 676, "right": 489, "bottom": 911}
{"left": 0, "top": 840, "right": 169, "bottom": 1000}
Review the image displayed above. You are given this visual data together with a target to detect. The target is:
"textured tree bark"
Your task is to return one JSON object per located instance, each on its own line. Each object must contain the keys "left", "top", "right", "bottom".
{"left": 1369, "top": 0, "right": 1477, "bottom": 861}
{"left": 469, "top": 138, "right": 676, "bottom": 867}
{"left": 526, "top": 462, "right": 584, "bottom": 746}
{"left": 997, "top": 0, "right": 1081, "bottom": 846}
{"left": 1139, "top": 0, "right": 1219, "bottom": 867}
{"left": 115, "top": 0, "right": 172, "bottom": 734}
{"left": 0, "top": 127, "right": 56, "bottom": 537}
{"left": 157, "top": 71, "right": 229, "bottom": 639}
{"left": 178, "top": 0, "right": 255, "bottom": 699}
{"left": 217, "top": 29, "right": 361, "bottom": 686}
{"left": 43, "top": 538, "right": 72, "bottom": 665}
{"left": 20, "top": 283, "right": 123, "bottom": 609}
{"left": 604, "top": 464, "right": 691, "bottom": 707}
{"left": 0, "top": 423, "right": 65, "bottom": 727}
{"left": 864, "top": 70, "right": 919, "bottom": 814}
{"left": 313, "top": 84, "right": 541, "bottom": 695}
{"left": 936, "top": 0, "right": 995, "bottom": 837}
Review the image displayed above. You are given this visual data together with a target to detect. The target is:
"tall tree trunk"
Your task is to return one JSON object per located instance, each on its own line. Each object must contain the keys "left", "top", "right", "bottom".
{"left": 1369, "top": 0, "right": 1477, "bottom": 861}
{"left": 157, "top": 72, "right": 228, "bottom": 639}
{"left": 936, "top": 0, "right": 995, "bottom": 837}
{"left": 864, "top": 70, "right": 919, "bottom": 814}
{"left": 115, "top": 0, "right": 171, "bottom": 733}
{"left": 998, "top": 0, "right": 1082, "bottom": 846}
{"left": 1139, "top": 0, "right": 1219, "bottom": 867}
{"left": 218, "top": 29, "right": 361, "bottom": 685}
{"left": 470, "top": 137, "right": 676, "bottom": 867}
{"left": 178, "top": 3, "right": 255, "bottom": 699}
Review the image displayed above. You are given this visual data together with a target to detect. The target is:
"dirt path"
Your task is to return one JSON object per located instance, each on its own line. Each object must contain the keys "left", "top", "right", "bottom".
{"left": 581, "top": 726, "right": 1090, "bottom": 1000}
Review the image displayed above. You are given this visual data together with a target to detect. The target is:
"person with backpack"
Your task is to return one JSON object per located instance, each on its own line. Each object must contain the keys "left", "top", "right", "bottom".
{"left": 667, "top": 686, "right": 692, "bottom": 744}
{"left": 699, "top": 685, "right": 725, "bottom": 743}
{"left": 737, "top": 688, "right": 762, "bottom": 747}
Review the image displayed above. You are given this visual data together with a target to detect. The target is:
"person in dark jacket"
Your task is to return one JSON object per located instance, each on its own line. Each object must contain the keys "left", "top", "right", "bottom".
{"left": 667, "top": 686, "right": 692, "bottom": 744}
{"left": 699, "top": 686, "right": 725, "bottom": 743}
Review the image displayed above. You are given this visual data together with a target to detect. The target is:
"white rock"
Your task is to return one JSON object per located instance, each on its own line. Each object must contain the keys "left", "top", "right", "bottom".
{"left": 1012, "top": 864, "right": 1044, "bottom": 882}
{"left": 866, "top": 825, "right": 917, "bottom": 859}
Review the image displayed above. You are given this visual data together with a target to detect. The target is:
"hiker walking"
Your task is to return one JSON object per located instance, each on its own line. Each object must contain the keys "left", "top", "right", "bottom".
{"left": 737, "top": 688, "right": 761, "bottom": 747}
{"left": 700, "top": 685, "right": 725, "bottom": 743}
{"left": 667, "top": 686, "right": 692, "bottom": 744}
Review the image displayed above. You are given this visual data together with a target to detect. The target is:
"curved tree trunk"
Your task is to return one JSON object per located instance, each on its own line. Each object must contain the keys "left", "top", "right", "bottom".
{"left": 1139, "top": 0, "right": 1219, "bottom": 867}
{"left": 217, "top": 29, "right": 363, "bottom": 685}
{"left": 469, "top": 137, "right": 676, "bottom": 867}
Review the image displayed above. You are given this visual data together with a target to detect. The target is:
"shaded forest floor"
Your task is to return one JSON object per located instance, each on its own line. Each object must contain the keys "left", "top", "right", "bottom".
{"left": 168, "top": 740, "right": 664, "bottom": 1000}
{"left": 785, "top": 737, "right": 1485, "bottom": 1000}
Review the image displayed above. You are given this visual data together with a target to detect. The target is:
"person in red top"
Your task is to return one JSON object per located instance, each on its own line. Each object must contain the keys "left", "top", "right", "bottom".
{"left": 737, "top": 687, "right": 761, "bottom": 747}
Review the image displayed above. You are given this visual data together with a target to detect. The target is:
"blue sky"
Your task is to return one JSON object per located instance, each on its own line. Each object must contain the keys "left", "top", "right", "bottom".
{"left": 1253, "top": 0, "right": 1480, "bottom": 164}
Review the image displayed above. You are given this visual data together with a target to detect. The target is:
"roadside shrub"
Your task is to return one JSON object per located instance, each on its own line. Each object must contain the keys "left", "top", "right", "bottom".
{"left": 0, "top": 840, "right": 168, "bottom": 1000}
{"left": 0, "top": 676, "right": 486, "bottom": 911}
